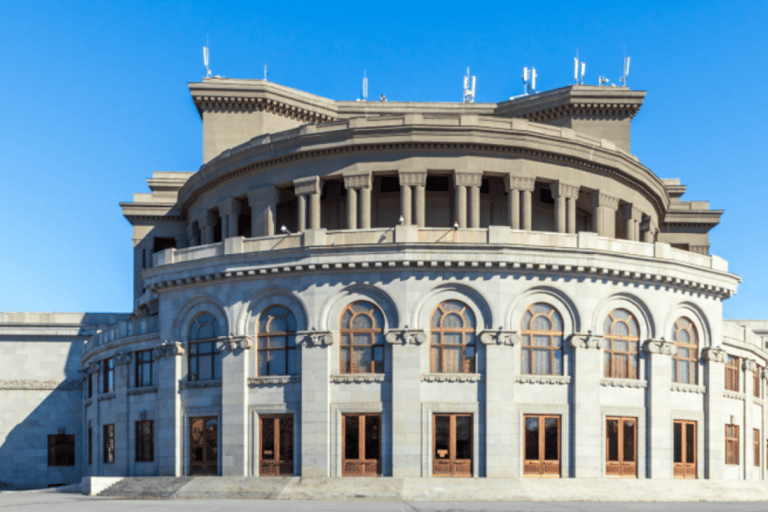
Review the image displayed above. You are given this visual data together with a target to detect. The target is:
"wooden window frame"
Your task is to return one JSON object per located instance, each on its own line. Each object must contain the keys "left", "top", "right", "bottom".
{"left": 103, "top": 424, "right": 115, "bottom": 464}
{"left": 603, "top": 310, "right": 640, "bottom": 379}
{"left": 725, "top": 424, "right": 739, "bottom": 465}
{"left": 135, "top": 349, "right": 153, "bottom": 387}
{"left": 135, "top": 420, "right": 154, "bottom": 462}
{"left": 257, "top": 306, "right": 298, "bottom": 376}
{"left": 755, "top": 428, "right": 760, "bottom": 467}
{"left": 339, "top": 302, "right": 384, "bottom": 374}
{"left": 433, "top": 413, "right": 473, "bottom": 477}
{"left": 521, "top": 303, "right": 564, "bottom": 376}
{"left": 523, "top": 414, "right": 561, "bottom": 478}
{"left": 605, "top": 416, "right": 637, "bottom": 478}
{"left": 725, "top": 356, "right": 740, "bottom": 392}
{"left": 103, "top": 357, "right": 115, "bottom": 393}
{"left": 430, "top": 301, "right": 476, "bottom": 374}
{"left": 47, "top": 434, "right": 75, "bottom": 467}
{"left": 188, "top": 313, "right": 222, "bottom": 381}
{"left": 673, "top": 317, "right": 698, "bottom": 384}
{"left": 673, "top": 420, "right": 697, "bottom": 479}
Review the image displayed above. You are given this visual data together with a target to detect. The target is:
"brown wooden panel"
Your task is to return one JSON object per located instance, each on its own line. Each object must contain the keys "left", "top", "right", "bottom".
{"left": 260, "top": 415, "right": 293, "bottom": 476}
{"left": 523, "top": 415, "right": 561, "bottom": 478}
{"left": 342, "top": 413, "right": 381, "bottom": 476}
{"left": 189, "top": 415, "right": 218, "bottom": 476}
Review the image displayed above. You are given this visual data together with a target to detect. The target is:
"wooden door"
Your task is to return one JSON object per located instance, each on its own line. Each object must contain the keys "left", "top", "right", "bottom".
{"left": 433, "top": 414, "right": 472, "bottom": 477}
{"left": 342, "top": 413, "right": 381, "bottom": 476}
{"left": 260, "top": 415, "right": 293, "bottom": 476}
{"left": 606, "top": 417, "right": 637, "bottom": 478}
{"left": 674, "top": 420, "right": 697, "bottom": 479}
{"left": 523, "top": 415, "right": 560, "bottom": 477}
{"left": 189, "top": 416, "right": 218, "bottom": 475}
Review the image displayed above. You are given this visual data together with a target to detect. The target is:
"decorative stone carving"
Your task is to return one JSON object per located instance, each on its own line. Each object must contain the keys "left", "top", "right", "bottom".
{"left": 480, "top": 330, "right": 519, "bottom": 346}
{"left": 552, "top": 181, "right": 580, "bottom": 200}
{"left": 454, "top": 172, "right": 483, "bottom": 188}
{"left": 385, "top": 330, "right": 427, "bottom": 345}
{"left": 297, "top": 330, "right": 334, "bottom": 347}
{"left": 88, "top": 361, "right": 102, "bottom": 374}
{"left": 600, "top": 378, "right": 648, "bottom": 389}
{"left": 570, "top": 333, "right": 604, "bottom": 349}
{"left": 422, "top": 373, "right": 482, "bottom": 383}
{"left": 179, "top": 379, "right": 222, "bottom": 390}
{"left": 590, "top": 191, "right": 619, "bottom": 210}
{"left": 702, "top": 347, "right": 727, "bottom": 363}
{"left": 248, "top": 376, "right": 301, "bottom": 386}
{"left": 343, "top": 172, "right": 372, "bottom": 190}
{"left": 724, "top": 390, "right": 746, "bottom": 401}
{"left": 514, "top": 375, "right": 571, "bottom": 385}
{"left": 330, "top": 374, "right": 390, "bottom": 383}
{"left": 671, "top": 383, "right": 706, "bottom": 394}
{"left": 154, "top": 341, "right": 185, "bottom": 359}
{"left": 217, "top": 336, "right": 252, "bottom": 352}
{"left": 743, "top": 358, "right": 758, "bottom": 372}
{"left": 398, "top": 171, "right": 427, "bottom": 188}
{"left": 115, "top": 352, "right": 132, "bottom": 366}
{"left": 294, "top": 175, "right": 320, "bottom": 196}
{"left": 505, "top": 175, "right": 535, "bottom": 192}
{"left": 645, "top": 339, "right": 677, "bottom": 356}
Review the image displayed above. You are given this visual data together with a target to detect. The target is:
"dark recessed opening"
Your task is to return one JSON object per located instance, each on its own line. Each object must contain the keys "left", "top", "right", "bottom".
{"left": 426, "top": 176, "right": 449, "bottom": 192}
{"left": 380, "top": 176, "right": 401, "bottom": 193}
{"left": 153, "top": 237, "right": 176, "bottom": 253}
{"left": 481, "top": 179, "right": 489, "bottom": 194}
{"left": 540, "top": 188, "right": 555, "bottom": 205}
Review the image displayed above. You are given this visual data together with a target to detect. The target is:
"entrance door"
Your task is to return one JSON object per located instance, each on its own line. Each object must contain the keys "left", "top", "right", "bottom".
{"left": 260, "top": 415, "right": 294, "bottom": 476}
{"left": 523, "top": 415, "right": 560, "bottom": 477}
{"left": 433, "top": 414, "right": 472, "bottom": 477}
{"left": 606, "top": 416, "right": 637, "bottom": 478}
{"left": 189, "top": 416, "right": 218, "bottom": 475}
{"left": 674, "top": 420, "right": 697, "bottom": 479}
{"left": 342, "top": 413, "right": 381, "bottom": 476}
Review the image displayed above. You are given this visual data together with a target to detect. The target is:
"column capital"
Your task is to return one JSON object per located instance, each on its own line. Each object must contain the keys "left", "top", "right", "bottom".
{"left": 154, "top": 341, "right": 185, "bottom": 359}
{"left": 570, "top": 333, "right": 604, "bottom": 349}
{"left": 590, "top": 191, "right": 619, "bottom": 210}
{"left": 294, "top": 175, "right": 320, "bottom": 196}
{"left": 114, "top": 352, "right": 132, "bottom": 366}
{"left": 296, "top": 330, "right": 333, "bottom": 347}
{"left": 480, "top": 330, "right": 519, "bottom": 346}
{"left": 398, "top": 171, "right": 427, "bottom": 187}
{"left": 385, "top": 329, "right": 427, "bottom": 345}
{"left": 702, "top": 347, "right": 727, "bottom": 364}
{"left": 552, "top": 181, "right": 580, "bottom": 200}
{"left": 217, "top": 197, "right": 240, "bottom": 217}
{"left": 246, "top": 185, "right": 279, "bottom": 205}
{"left": 621, "top": 203, "right": 643, "bottom": 221}
{"left": 87, "top": 361, "right": 102, "bottom": 374}
{"left": 217, "top": 336, "right": 252, "bottom": 352}
{"left": 454, "top": 171, "right": 483, "bottom": 188}
{"left": 743, "top": 358, "right": 759, "bottom": 373}
{"left": 644, "top": 339, "right": 677, "bottom": 356}
{"left": 505, "top": 175, "right": 535, "bottom": 192}
{"left": 343, "top": 172, "right": 372, "bottom": 190}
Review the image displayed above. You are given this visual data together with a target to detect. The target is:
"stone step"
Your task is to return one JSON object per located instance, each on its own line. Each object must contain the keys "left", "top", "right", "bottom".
{"left": 97, "top": 477, "right": 193, "bottom": 498}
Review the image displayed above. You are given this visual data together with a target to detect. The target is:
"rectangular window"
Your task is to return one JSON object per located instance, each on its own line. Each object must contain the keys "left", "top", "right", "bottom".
{"left": 725, "top": 424, "right": 739, "bottom": 465}
{"left": 755, "top": 429, "right": 760, "bottom": 467}
{"left": 755, "top": 368, "right": 761, "bottom": 398}
{"left": 725, "top": 356, "right": 739, "bottom": 392}
{"left": 135, "top": 349, "right": 153, "bottom": 387}
{"left": 47, "top": 434, "right": 75, "bottom": 466}
{"left": 188, "top": 341, "right": 220, "bottom": 381}
{"left": 88, "top": 427, "right": 92, "bottom": 465}
{"left": 104, "top": 424, "right": 115, "bottom": 464}
{"left": 103, "top": 358, "right": 115, "bottom": 393}
{"left": 87, "top": 372, "right": 93, "bottom": 399}
{"left": 135, "top": 420, "right": 154, "bottom": 462}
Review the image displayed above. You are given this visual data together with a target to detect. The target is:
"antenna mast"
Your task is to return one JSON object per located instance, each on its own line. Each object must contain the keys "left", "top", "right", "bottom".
{"left": 362, "top": 71, "right": 368, "bottom": 101}
{"left": 620, "top": 55, "right": 630, "bottom": 86}
{"left": 203, "top": 37, "right": 211, "bottom": 78}
{"left": 264, "top": 64, "right": 268, "bottom": 81}
{"left": 463, "top": 68, "right": 476, "bottom": 103}
{"left": 522, "top": 67, "right": 537, "bottom": 95}
{"left": 574, "top": 51, "right": 585, "bottom": 85}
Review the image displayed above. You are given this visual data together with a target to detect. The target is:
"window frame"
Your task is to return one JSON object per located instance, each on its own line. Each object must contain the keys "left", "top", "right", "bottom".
{"left": 603, "top": 309, "right": 640, "bottom": 380}
{"left": 135, "top": 349, "right": 154, "bottom": 387}
{"left": 103, "top": 424, "right": 115, "bottom": 464}
{"left": 47, "top": 433, "right": 75, "bottom": 467}
{"left": 257, "top": 305, "right": 298, "bottom": 376}
{"left": 135, "top": 420, "right": 154, "bottom": 462}
{"left": 672, "top": 317, "right": 698, "bottom": 384}
{"left": 725, "top": 424, "right": 739, "bottom": 465}
{"left": 429, "top": 301, "right": 476, "bottom": 374}
{"left": 755, "top": 428, "right": 760, "bottom": 467}
{"left": 103, "top": 357, "right": 115, "bottom": 393}
{"left": 339, "top": 301, "right": 385, "bottom": 374}
{"left": 754, "top": 367, "right": 761, "bottom": 398}
{"left": 188, "top": 313, "right": 222, "bottom": 381}
{"left": 520, "top": 303, "right": 564, "bottom": 376}
{"left": 725, "top": 356, "right": 740, "bottom": 392}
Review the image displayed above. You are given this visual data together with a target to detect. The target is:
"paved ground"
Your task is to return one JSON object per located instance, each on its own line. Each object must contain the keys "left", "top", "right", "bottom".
{"left": 2, "top": 492, "right": 768, "bottom": 512}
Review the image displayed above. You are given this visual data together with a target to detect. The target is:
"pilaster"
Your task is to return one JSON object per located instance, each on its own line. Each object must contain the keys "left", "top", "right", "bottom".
{"left": 552, "top": 182, "right": 579, "bottom": 234}
{"left": 703, "top": 347, "right": 727, "bottom": 479}
{"left": 114, "top": 352, "right": 131, "bottom": 475}
{"left": 506, "top": 176, "right": 535, "bottom": 231}
{"left": 645, "top": 339, "right": 676, "bottom": 478}
{"left": 622, "top": 203, "right": 643, "bottom": 242}
{"left": 298, "top": 330, "right": 333, "bottom": 477}
{"left": 154, "top": 342, "right": 184, "bottom": 476}
{"left": 591, "top": 191, "right": 619, "bottom": 238}
{"left": 220, "top": 336, "right": 252, "bottom": 476}
{"left": 571, "top": 333, "right": 604, "bottom": 477}
{"left": 744, "top": 358, "right": 759, "bottom": 480}
{"left": 455, "top": 172, "right": 482, "bottom": 230}
{"left": 344, "top": 173, "right": 372, "bottom": 230}
{"left": 399, "top": 171, "right": 427, "bottom": 228}
{"left": 294, "top": 176, "right": 321, "bottom": 231}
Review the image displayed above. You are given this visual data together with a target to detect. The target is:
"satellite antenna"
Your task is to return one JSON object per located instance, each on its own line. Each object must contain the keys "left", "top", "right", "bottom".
{"left": 463, "top": 68, "right": 476, "bottom": 103}
{"left": 599, "top": 76, "right": 610, "bottom": 86}
{"left": 203, "top": 38, "right": 211, "bottom": 78}
{"left": 620, "top": 55, "right": 630, "bottom": 86}
{"left": 362, "top": 71, "right": 368, "bottom": 101}
{"left": 574, "top": 51, "right": 585, "bottom": 85}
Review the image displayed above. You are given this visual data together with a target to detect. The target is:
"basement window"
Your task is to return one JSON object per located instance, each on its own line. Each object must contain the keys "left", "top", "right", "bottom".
{"left": 48, "top": 433, "right": 75, "bottom": 466}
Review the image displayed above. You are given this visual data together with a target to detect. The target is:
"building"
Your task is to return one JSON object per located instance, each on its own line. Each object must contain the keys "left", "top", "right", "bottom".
{"left": 2, "top": 77, "right": 768, "bottom": 489}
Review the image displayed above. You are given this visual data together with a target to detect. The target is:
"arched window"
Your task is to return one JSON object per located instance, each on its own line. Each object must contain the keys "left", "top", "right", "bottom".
{"left": 340, "top": 301, "right": 384, "bottom": 373}
{"left": 604, "top": 309, "right": 640, "bottom": 379}
{"left": 258, "top": 306, "right": 298, "bottom": 376}
{"left": 188, "top": 312, "right": 222, "bottom": 381}
{"left": 430, "top": 301, "right": 476, "bottom": 373}
{"left": 521, "top": 303, "right": 563, "bottom": 375}
{"left": 673, "top": 317, "right": 698, "bottom": 384}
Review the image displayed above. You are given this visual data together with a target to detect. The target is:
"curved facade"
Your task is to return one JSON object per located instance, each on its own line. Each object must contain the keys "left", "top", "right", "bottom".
{"left": 74, "top": 78, "right": 768, "bottom": 484}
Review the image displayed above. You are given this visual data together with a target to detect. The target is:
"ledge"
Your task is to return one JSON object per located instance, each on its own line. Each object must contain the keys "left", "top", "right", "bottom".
{"left": 724, "top": 390, "right": 746, "bottom": 401}
{"left": 671, "top": 383, "right": 706, "bottom": 394}
{"left": 421, "top": 373, "right": 482, "bottom": 383}
{"left": 127, "top": 386, "right": 158, "bottom": 396}
{"left": 97, "top": 392, "right": 116, "bottom": 402}
{"left": 0, "top": 379, "right": 82, "bottom": 390}
{"left": 515, "top": 375, "right": 571, "bottom": 385}
{"left": 600, "top": 378, "right": 647, "bottom": 389}
{"left": 180, "top": 379, "right": 222, "bottom": 390}
{"left": 248, "top": 376, "right": 300, "bottom": 386}
{"left": 330, "top": 374, "right": 389, "bottom": 383}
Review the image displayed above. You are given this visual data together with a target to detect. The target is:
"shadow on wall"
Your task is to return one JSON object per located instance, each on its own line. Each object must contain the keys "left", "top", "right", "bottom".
{"left": 0, "top": 341, "right": 84, "bottom": 490}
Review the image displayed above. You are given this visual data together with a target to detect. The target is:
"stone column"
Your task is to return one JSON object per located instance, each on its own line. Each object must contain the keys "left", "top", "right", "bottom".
{"left": 622, "top": 204, "right": 642, "bottom": 241}
{"left": 386, "top": 330, "right": 426, "bottom": 477}
{"left": 197, "top": 213, "right": 214, "bottom": 245}
{"left": 506, "top": 176, "right": 535, "bottom": 231}
{"left": 745, "top": 359, "right": 758, "bottom": 480}
{"left": 246, "top": 186, "right": 278, "bottom": 237}
{"left": 469, "top": 183, "right": 481, "bottom": 228}
{"left": 218, "top": 198, "right": 241, "bottom": 239}
{"left": 346, "top": 187, "right": 358, "bottom": 230}
{"left": 400, "top": 183, "right": 412, "bottom": 225}
{"left": 344, "top": 173, "right": 372, "bottom": 230}
{"left": 481, "top": 331, "right": 518, "bottom": 477}
{"left": 508, "top": 189, "right": 520, "bottom": 229}
{"left": 645, "top": 340, "right": 676, "bottom": 478}
{"left": 571, "top": 333, "right": 604, "bottom": 477}
{"left": 220, "top": 336, "right": 252, "bottom": 476}
{"left": 704, "top": 347, "right": 727, "bottom": 479}
{"left": 114, "top": 352, "right": 131, "bottom": 475}
{"left": 294, "top": 176, "right": 321, "bottom": 232}
{"left": 641, "top": 217, "right": 657, "bottom": 244}
{"left": 154, "top": 342, "right": 184, "bottom": 476}
{"left": 552, "top": 182, "right": 579, "bottom": 234}
{"left": 298, "top": 331, "right": 333, "bottom": 477}
{"left": 360, "top": 185, "right": 372, "bottom": 229}
{"left": 399, "top": 171, "right": 427, "bottom": 228}
{"left": 591, "top": 192, "right": 619, "bottom": 238}
{"left": 455, "top": 172, "right": 482, "bottom": 229}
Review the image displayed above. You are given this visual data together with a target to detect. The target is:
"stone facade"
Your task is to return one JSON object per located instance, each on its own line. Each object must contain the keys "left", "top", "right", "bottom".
{"left": 1, "top": 77, "right": 766, "bottom": 489}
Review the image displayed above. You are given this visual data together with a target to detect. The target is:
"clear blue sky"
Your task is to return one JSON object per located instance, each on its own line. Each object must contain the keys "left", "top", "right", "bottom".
{"left": 1, "top": 1, "right": 766, "bottom": 320}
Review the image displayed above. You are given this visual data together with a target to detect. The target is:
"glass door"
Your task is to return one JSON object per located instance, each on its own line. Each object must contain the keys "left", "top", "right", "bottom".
{"left": 606, "top": 417, "right": 637, "bottom": 477}
{"left": 523, "top": 415, "right": 560, "bottom": 477}
{"left": 433, "top": 414, "right": 472, "bottom": 477}
{"left": 189, "top": 416, "right": 218, "bottom": 475}
{"left": 673, "top": 420, "right": 696, "bottom": 479}
{"left": 260, "top": 415, "right": 293, "bottom": 476}
{"left": 342, "top": 413, "right": 381, "bottom": 476}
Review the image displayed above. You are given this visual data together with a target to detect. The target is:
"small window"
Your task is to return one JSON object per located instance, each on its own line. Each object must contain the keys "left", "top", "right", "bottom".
{"left": 430, "top": 301, "right": 476, "bottom": 373}
{"left": 104, "top": 424, "right": 115, "bottom": 464}
{"left": 103, "top": 358, "right": 115, "bottom": 393}
{"left": 135, "top": 349, "right": 153, "bottom": 387}
{"left": 136, "top": 420, "right": 154, "bottom": 462}
{"left": 188, "top": 313, "right": 222, "bottom": 381}
{"left": 48, "top": 434, "right": 75, "bottom": 466}
{"left": 339, "top": 301, "right": 385, "bottom": 374}
{"left": 725, "top": 424, "right": 739, "bottom": 465}
{"left": 725, "top": 356, "right": 740, "bottom": 392}
{"left": 258, "top": 306, "right": 298, "bottom": 376}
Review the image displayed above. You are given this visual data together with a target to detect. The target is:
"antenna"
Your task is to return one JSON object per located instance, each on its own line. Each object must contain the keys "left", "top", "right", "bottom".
{"left": 522, "top": 67, "right": 537, "bottom": 95}
{"left": 599, "top": 76, "right": 610, "bottom": 86}
{"left": 620, "top": 55, "right": 630, "bottom": 86}
{"left": 264, "top": 63, "right": 268, "bottom": 81}
{"left": 203, "top": 37, "right": 211, "bottom": 78}
{"left": 463, "top": 68, "right": 476, "bottom": 103}
{"left": 530, "top": 68, "right": 537, "bottom": 93}
{"left": 362, "top": 71, "right": 368, "bottom": 101}
{"left": 574, "top": 51, "right": 585, "bottom": 85}
{"left": 522, "top": 67, "right": 529, "bottom": 95}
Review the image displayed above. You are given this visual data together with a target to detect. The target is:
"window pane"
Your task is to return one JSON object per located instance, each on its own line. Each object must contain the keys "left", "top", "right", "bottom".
{"left": 352, "top": 347, "right": 372, "bottom": 373}
{"left": 431, "top": 347, "right": 440, "bottom": 373}
{"left": 287, "top": 349, "right": 297, "bottom": 375}
{"left": 258, "top": 352, "right": 268, "bottom": 376}
{"left": 686, "top": 424, "right": 695, "bottom": 463}
{"left": 197, "top": 324, "right": 214, "bottom": 339}
{"left": 531, "top": 303, "right": 551, "bottom": 316}
{"left": 342, "top": 309, "right": 353, "bottom": 328}
{"left": 532, "top": 335, "right": 550, "bottom": 347}
{"left": 678, "top": 361, "right": 689, "bottom": 384}
{"left": 365, "top": 416, "right": 380, "bottom": 461}
{"left": 613, "top": 321, "right": 629, "bottom": 337}
{"left": 552, "top": 335, "right": 562, "bottom": 348}
{"left": 532, "top": 315, "right": 552, "bottom": 331}
{"left": 613, "top": 339, "right": 628, "bottom": 352}
{"left": 280, "top": 417, "right": 293, "bottom": 461}
{"left": 372, "top": 308, "right": 384, "bottom": 329}
{"left": 623, "top": 420, "right": 636, "bottom": 462}
{"left": 550, "top": 311, "right": 563, "bottom": 331}
{"left": 435, "top": 416, "right": 450, "bottom": 458}
{"left": 544, "top": 418, "right": 559, "bottom": 461}
{"left": 523, "top": 310, "right": 532, "bottom": 328}
{"left": 522, "top": 349, "right": 531, "bottom": 375}
{"left": 270, "top": 335, "right": 287, "bottom": 349}
{"left": 353, "top": 334, "right": 371, "bottom": 346}
{"left": 344, "top": 416, "right": 359, "bottom": 460}
{"left": 198, "top": 354, "right": 212, "bottom": 380}
{"left": 270, "top": 317, "right": 287, "bottom": 333}
{"left": 341, "top": 348, "right": 351, "bottom": 373}
{"left": 455, "top": 416, "right": 472, "bottom": 460}
{"left": 262, "top": 418, "right": 275, "bottom": 459}
{"left": 674, "top": 423, "right": 682, "bottom": 463}
{"left": 352, "top": 314, "right": 373, "bottom": 329}
{"left": 525, "top": 417, "right": 539, "bottom": 460}
{"left": 443, "top": 313, "right": 463, "bottom": 329}
{"left": 443, "top": 347, "right": 461, "bottom": 372}
{"left": 552, "top": 349, "right": 562, "bottom": 375}
{"left": 442, "top": 301, "right": 462, "bottom": 312}
{"left": 532, "top": 349, "right": 551, "bottom": 374}
{"left": 678, "top": 329, "right": 689, "bottom": 345}
{"left": 443, "top": 333, "right": 462, "bottom": 345}
{"left": 607, "top": 419, "right": 619, "bottom": 461}
{"left": 269, "top": 350, "right": 286, "bottom": 375}
{"left": 213, "top": 352, "right": 221, "bottom": 379}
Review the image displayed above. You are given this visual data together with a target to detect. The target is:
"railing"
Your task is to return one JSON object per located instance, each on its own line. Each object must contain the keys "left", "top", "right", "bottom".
{"left": 84, "top": 316, "right": 159, "bottom": 355}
